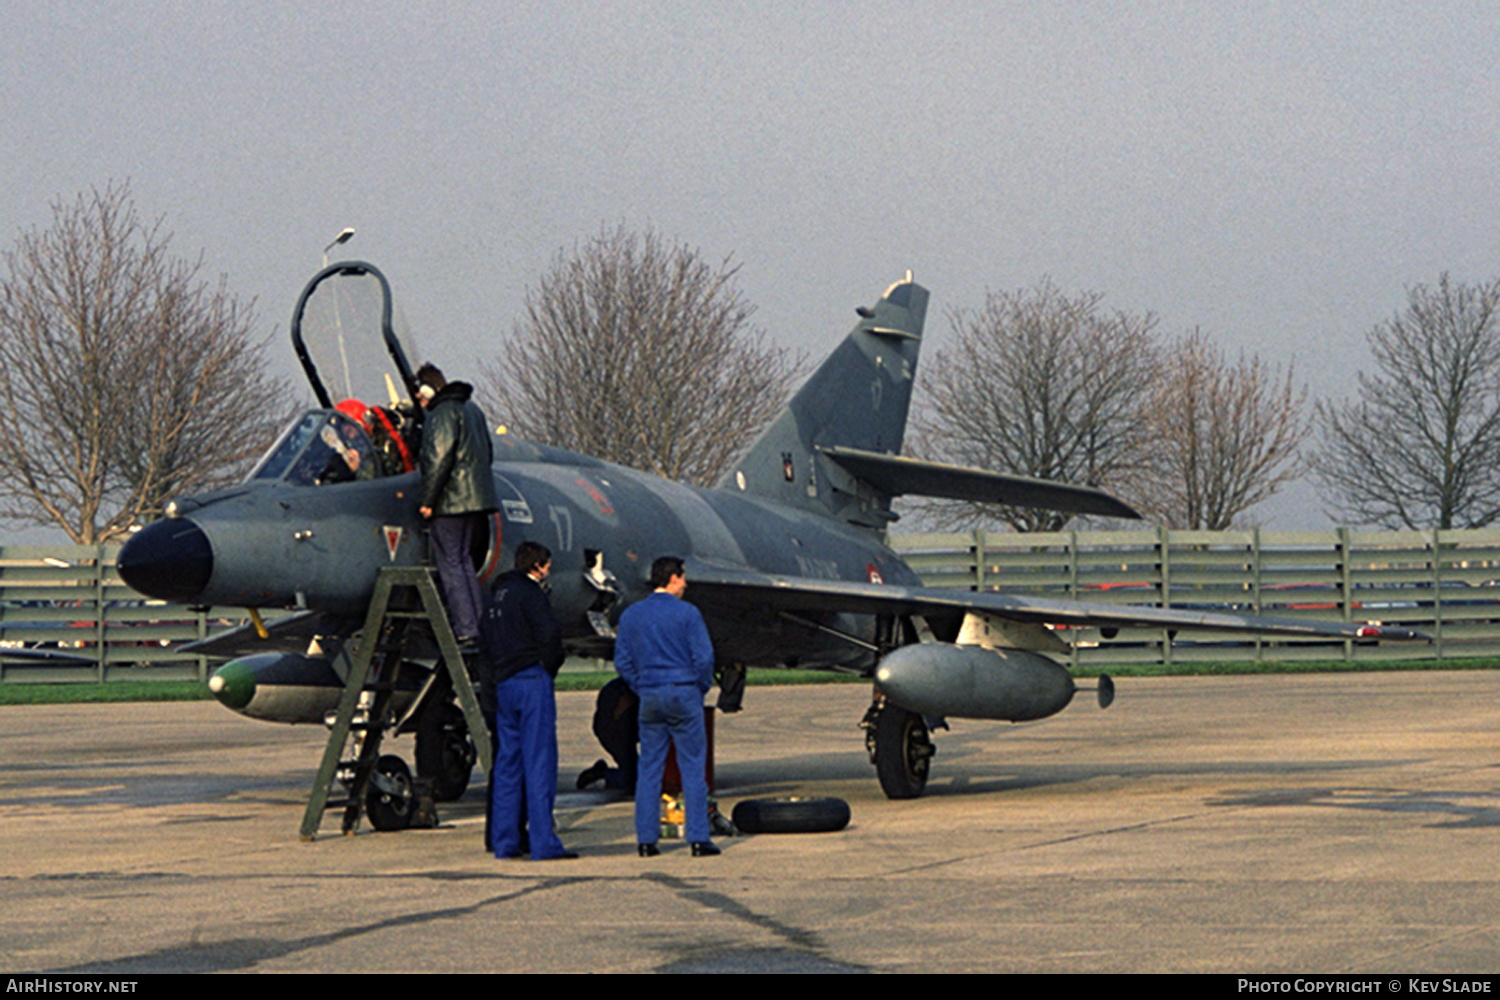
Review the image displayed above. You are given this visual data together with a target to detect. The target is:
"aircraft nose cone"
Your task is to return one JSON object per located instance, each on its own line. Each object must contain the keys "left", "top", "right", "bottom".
{"left": 117, "top": 518, "right": 213, "bottom": 603}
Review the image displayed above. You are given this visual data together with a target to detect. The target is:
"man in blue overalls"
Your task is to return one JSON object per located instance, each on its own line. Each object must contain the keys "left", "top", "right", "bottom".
{"left": 614, "top": 556, "right": 719, "bottom": 858}
{"left": 479, "top": 541, "right": 575, "bottom": 860}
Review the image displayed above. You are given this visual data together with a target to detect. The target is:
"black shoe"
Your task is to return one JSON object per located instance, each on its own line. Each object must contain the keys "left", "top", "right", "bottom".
{"left": 577, "top": 759, "right": 608, "bottom": 789}
{"left": 638, "top": 843, "right": 660, "bottom": 857}
{"left": 537, "top": 851, "right": 578, "bottom": 861}
{"left": 690, "top": 841, "right": 720, "bottom": 857}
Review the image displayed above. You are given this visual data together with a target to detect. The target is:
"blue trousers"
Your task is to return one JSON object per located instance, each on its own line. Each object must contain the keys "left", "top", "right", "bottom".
{"left": 491, "top": 665, "right": 567, "bottom": 859}
{"left": 431, "top": 514, "right": 484, "bottom": 638}
{"left": 635, "top": 684, "right": 710, "bottom": 845}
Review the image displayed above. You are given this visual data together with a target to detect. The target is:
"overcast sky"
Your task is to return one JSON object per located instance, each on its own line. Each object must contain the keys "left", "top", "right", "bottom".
{"left": 4, "top": 1, "right": 1498, "bottom": 537}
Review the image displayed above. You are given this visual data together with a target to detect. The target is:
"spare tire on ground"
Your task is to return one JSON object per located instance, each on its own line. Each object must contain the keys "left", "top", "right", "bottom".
{"left": 731, "top": 796, "right": 851, "bottom": 834}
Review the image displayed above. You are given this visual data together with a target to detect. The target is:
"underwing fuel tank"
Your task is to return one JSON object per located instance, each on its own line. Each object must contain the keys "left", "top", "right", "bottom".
{"left": 874, "top": 644, "right": 1077, "bottom": 721}
{"left": 208, "top": 652, "right": 422, "bottom": 724}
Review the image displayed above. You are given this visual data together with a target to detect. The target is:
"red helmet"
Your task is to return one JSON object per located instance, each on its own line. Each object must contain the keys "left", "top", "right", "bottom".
{"left": 335, "top": 398, "right": 371, "bottom": 430}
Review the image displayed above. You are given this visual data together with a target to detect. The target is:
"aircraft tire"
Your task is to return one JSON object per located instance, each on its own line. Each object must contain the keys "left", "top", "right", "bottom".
{"left": 874, "top": 705, "right": 932, "bottom": 800}
{"left": 366, "top": 754, "right": 415, "bottom": 831}
{"left": 415, "top": 699, "right": 475, "bottom": 802}
{"left": 731, "top": 796, "right": 850, "bottom": 834}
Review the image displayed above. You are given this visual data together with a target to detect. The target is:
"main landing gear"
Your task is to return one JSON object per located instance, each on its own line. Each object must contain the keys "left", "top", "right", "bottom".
{"left": 860, "top": 613, "right": 938, "bottom": 800}
{"left": 862, "top": 695, "right": 936, "bottom": 800}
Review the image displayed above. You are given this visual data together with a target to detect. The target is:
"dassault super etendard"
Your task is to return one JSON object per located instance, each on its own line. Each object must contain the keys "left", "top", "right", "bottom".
{"left": 118, "top": 261, "right": 1422, "bottom": 803}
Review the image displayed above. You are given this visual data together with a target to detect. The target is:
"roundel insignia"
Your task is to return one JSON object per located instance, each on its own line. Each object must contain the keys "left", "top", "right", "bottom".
{"left": 867, "top": 563, "right": 883, "bottom": 584}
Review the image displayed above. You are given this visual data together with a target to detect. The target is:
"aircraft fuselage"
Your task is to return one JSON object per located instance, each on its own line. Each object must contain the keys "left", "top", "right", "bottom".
{"left": 122, "top": 435, "right": 922, "bottom": 673}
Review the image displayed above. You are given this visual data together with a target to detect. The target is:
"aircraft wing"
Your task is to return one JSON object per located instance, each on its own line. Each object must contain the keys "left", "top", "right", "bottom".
{"left": 180, "top": 611, "right": 326, "bottom": 659}
{"left": 684, "top": 562, "right": 1430, "bottom": 642}
{"left": 0, "top": 647, "right": 96, "bottom": 667}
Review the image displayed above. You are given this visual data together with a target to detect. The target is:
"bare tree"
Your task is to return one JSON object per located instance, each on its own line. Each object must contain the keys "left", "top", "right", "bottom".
{"left": 913, "top": 280, "right": 1158, "bottom": 531}
{"left": 1314, "top": 274, "right": 1500, "bottom": 530}
{"left": 482, "top": 225, "right": 801, "bottom": 486}
{"left": 0, "top": 184, "right": 288, "bottom": 543}
{"left": 1137, "top": 330, "right": 1308, "bottom": 530}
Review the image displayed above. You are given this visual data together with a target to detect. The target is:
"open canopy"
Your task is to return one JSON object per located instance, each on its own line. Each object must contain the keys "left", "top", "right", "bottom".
{"left": 290, "top": 260, "right": 418, "bottom": 410}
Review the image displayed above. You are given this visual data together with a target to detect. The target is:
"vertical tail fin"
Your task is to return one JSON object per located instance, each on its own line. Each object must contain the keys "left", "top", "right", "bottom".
{"left": 716, "top": 275, "right": 929, "bottom": 531}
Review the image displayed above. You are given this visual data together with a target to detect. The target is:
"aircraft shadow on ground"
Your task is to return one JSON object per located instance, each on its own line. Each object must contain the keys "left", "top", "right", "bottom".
{"left": 1207, "top": 786, "right": 1500, "bottom": 829}
{"left": 706, "top": 736, "right": 1417, "bottom": 800}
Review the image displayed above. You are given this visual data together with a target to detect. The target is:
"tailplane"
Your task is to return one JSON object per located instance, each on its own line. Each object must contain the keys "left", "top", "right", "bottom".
{"left": 716, "top": 275, "right": 929, "bottom": 531}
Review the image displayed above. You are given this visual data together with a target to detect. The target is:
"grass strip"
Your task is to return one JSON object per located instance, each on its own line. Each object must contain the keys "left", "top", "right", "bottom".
{"left": 2, "top": 659, "right": 1495, "bottom": 704}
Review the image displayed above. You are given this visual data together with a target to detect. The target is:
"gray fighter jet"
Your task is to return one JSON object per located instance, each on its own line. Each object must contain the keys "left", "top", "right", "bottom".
{"left": 117, "top": 261, "right": 1423, "bottom": 802}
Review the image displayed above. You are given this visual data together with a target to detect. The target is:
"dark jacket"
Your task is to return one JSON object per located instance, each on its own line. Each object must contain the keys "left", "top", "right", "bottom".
{"left": 479, "top": 569, "right": 566, "bottom": 706}
{"left": 418, "top": 382, "right": 498, "bottom": 515}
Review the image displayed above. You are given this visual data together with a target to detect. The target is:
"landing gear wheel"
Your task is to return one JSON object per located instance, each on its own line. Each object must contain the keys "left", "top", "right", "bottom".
{"left": 732, "top": 796, "right": 851, "bottom": 834}
{"left": 874, "top": 705, "right": 933, "bottom": 800}
{"left": 366, "top": 754, "right": 415, "bottom": 831}
{"left": 415, "top": 700, "right": 475, "bottom": 801}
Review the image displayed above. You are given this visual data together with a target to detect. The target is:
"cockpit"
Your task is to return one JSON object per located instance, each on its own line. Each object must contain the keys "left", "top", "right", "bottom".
{"left": 249, "top": 260, "right": 425, "bottom": 488}
{"left": 248, "top": 403, "right": 418, "bottom": 487}
{"left": 249, "top": 410, "right": 379, "bottom": 486}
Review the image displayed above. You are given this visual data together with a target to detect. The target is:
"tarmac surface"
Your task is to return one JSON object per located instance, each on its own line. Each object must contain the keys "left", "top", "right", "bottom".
{"left": 1, "top": 672, "right": 1498, "bottom": 974}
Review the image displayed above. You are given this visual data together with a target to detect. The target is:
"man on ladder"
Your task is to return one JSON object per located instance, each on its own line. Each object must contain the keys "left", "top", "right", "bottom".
{"left": 416, "top": 362, "right": 497, "bottom": 648}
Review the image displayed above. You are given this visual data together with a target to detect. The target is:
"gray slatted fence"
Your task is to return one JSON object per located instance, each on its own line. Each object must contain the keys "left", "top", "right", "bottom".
{"left": 888, "top": 527, "right": 1500, "bottom": 666}
{"left": 0, "top": 545, "right": 257, "bottom": 683}
{"left": 4, "top": 529, "right": 1496, "bottom": 683}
